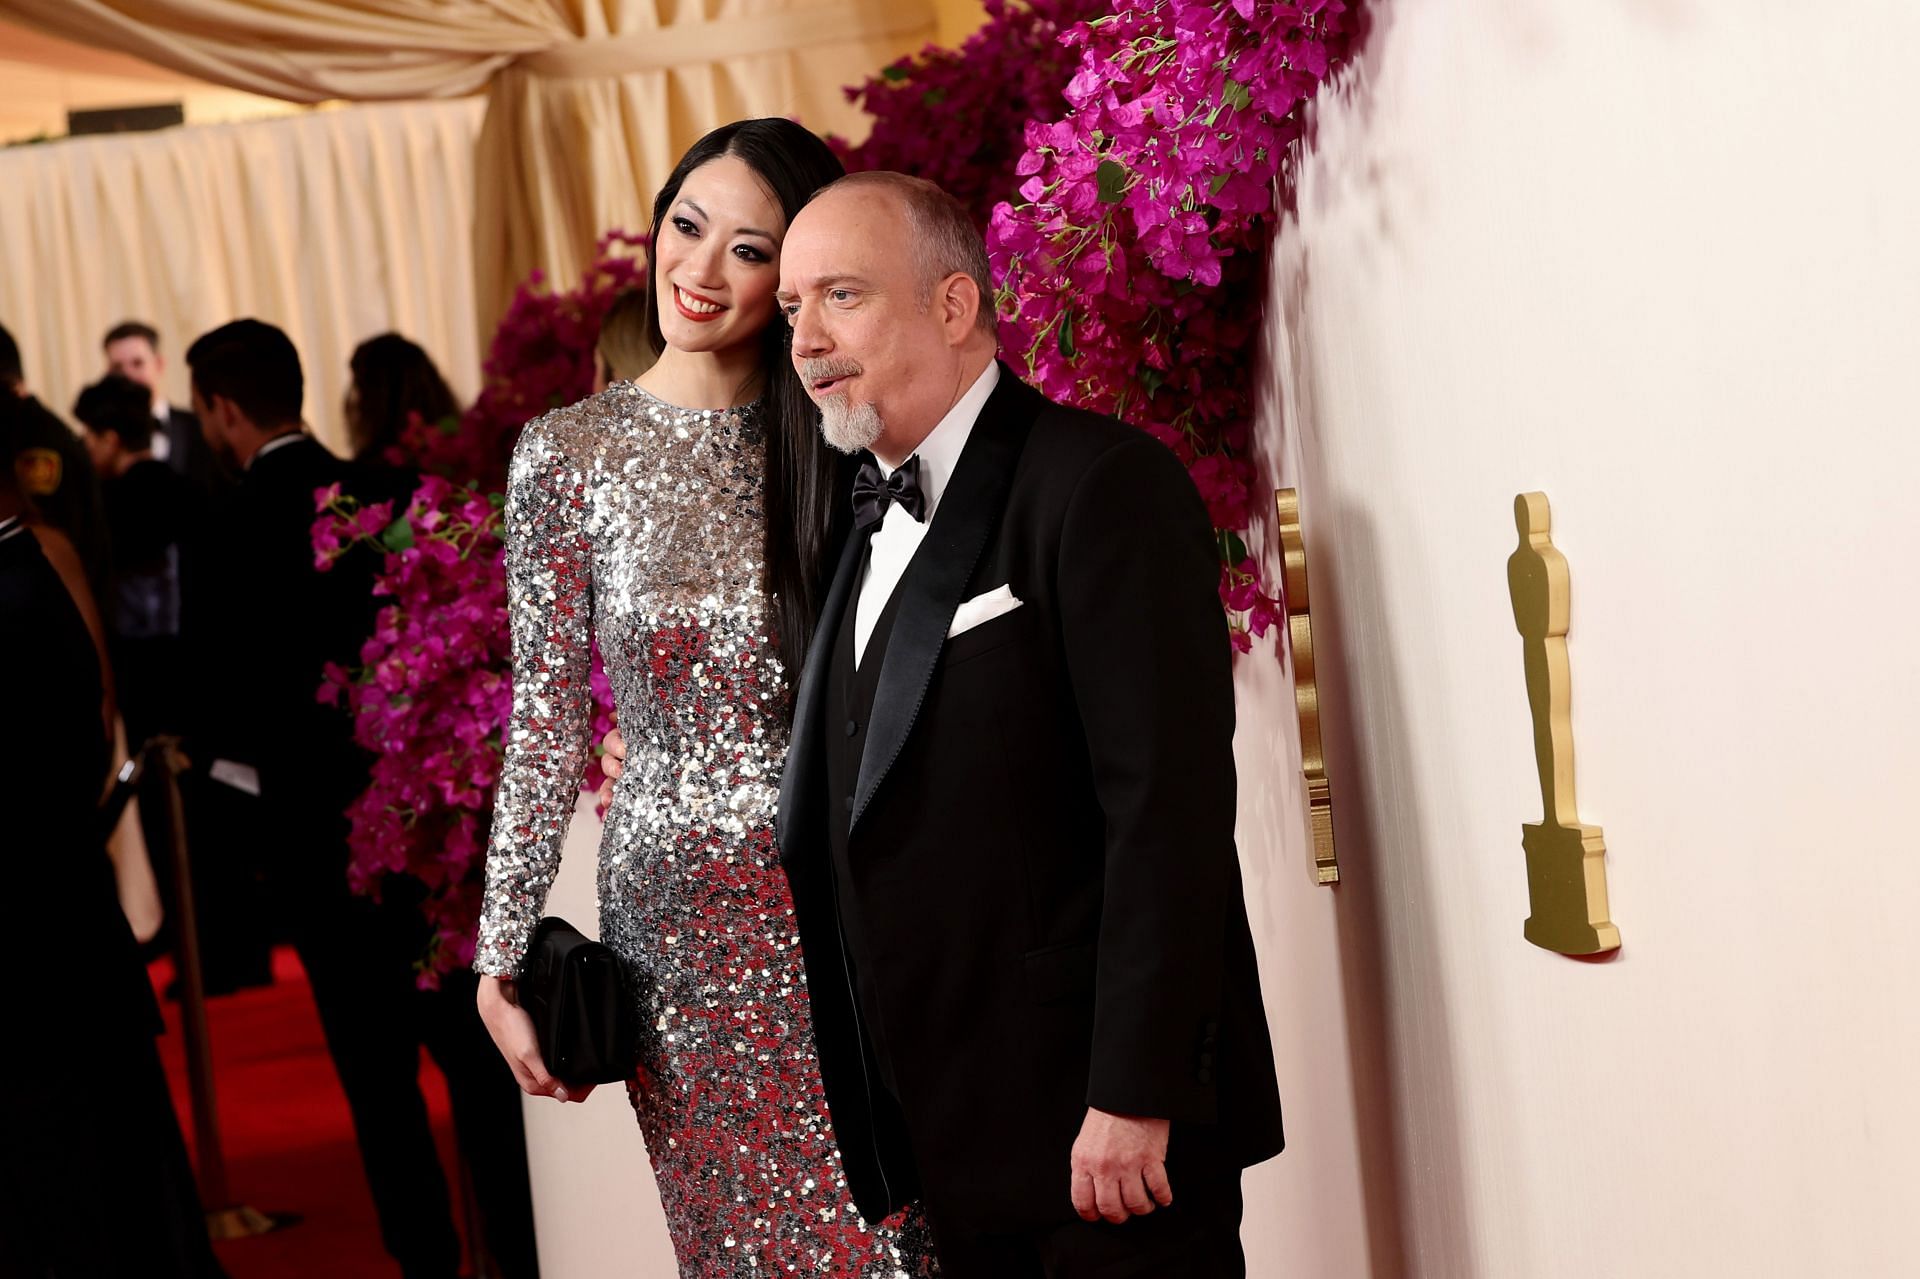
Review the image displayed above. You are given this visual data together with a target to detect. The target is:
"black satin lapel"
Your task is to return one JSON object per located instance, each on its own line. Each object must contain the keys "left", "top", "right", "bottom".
{"left": 852, "top": 373, "right": 1041, "bottom": 827}
{"left": 776, "top": 528, "right": 869, "bottom": 859}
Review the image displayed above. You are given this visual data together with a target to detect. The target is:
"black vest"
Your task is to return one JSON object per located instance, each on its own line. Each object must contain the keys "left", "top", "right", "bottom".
{"left": 823, "top": 541, "right": 910, "bottom": 1060}
{"left": 817, "top": 539, "right": 923, "bottom": 1198}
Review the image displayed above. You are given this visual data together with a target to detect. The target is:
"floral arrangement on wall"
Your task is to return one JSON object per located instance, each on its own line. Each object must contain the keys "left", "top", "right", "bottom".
{"left": 318, "top": 2, "right": 1357, "bottom": 979}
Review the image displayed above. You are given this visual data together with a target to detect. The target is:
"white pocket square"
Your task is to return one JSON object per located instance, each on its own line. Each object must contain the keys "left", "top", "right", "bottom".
{"left": 948, "top": 585, "right": 1024, "bottom": 638}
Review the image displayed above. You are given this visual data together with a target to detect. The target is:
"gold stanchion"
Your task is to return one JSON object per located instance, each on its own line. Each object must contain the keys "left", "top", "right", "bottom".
{"left": 144, "top": 738, "right": 289, "bottom": 1239}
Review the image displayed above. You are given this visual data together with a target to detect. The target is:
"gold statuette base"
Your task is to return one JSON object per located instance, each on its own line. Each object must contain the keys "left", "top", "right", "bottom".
{"left": 1520, "top": 822, "right": 1621, "bottom": 955}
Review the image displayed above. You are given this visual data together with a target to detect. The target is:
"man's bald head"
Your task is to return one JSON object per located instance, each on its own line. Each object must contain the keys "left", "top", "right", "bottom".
{"left": 812, "top": 172, "right": 996, "bottom": 336}
{"left": 780, "top": 171, "right": 1001, "bottom": 467}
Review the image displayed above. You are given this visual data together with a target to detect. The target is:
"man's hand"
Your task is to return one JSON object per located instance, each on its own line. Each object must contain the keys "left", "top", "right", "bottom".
{"left": 1070, "top": 1108, "right": 1173, "bottom": 1223}
{"left": 597, "top": 724, "right": 627, "bottom": 807}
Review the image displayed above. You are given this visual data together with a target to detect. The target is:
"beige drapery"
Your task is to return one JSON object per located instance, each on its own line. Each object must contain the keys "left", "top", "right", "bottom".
{"left": 0, "top": 0, "right": 938, "bottom": 325}
{"left": 0, "top": 99, "right": 486, "bottom": 451}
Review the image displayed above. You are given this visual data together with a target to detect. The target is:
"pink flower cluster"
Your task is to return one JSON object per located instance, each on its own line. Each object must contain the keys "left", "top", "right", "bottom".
{"left": 986, "top": 0, "right": 1355, "bottom": 649}
{"left": 313, "top": 476, "right": 508, "bottom": 979}
{"left": 311, "top": 240, "right": 640, "bottom": 982}
{"left": 832, "top": 0, "right": 1107, "bottom": 224}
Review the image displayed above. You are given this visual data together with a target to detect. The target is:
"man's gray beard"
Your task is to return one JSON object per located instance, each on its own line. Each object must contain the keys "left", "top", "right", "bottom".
{"left": 819, "top": 396, "right": 883, "bottom": 455}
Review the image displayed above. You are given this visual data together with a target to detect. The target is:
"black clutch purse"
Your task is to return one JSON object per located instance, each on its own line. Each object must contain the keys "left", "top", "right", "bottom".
{"left": 521, "top": 916, "right": 637, "bottom": 1086}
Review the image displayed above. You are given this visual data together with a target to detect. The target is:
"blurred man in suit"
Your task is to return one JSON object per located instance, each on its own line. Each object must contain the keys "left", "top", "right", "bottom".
{"left": 73, "top": 373, "right": 200, "bottom": 748}
{"left": 187, "top": 319, "right": 538, "bottom": 1279}
{"left": 106, "top": 319, "right": 230, "bottom": 494}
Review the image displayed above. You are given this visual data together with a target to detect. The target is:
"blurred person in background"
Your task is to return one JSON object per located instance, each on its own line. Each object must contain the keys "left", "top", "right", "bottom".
{"left": 71, "top": 371, "right": 245, "bottom": 989}
{"left": 1, "top": 319, "right": 110, "bottom": 600}
{"left": 188, "top": 318, "right": 537, "bottom": 1279}
{"left": 592, "top": 284, "right": 658, "bottom": 392}
{"left": 343, "top": 331, "right": 459, "bottom": 466}
{"left": 73, "top": 373, "right": 200, "bottom": 751}
{"left": 0, "top": 392, "right": 227, "bottom": 1279}
{"left": 104, "top": 319, "right": 230, "bottom": 495}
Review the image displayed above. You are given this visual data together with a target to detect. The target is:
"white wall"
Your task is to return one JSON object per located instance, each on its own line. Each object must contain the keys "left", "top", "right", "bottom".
{"left": 1244, "top": 1, "right": 1920, "bottom": 1275}
{"left": 519, "top": 797, "right": 678, "bottom": 1278}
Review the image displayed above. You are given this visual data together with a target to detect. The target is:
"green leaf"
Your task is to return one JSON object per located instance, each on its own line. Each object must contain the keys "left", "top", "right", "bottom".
{"left": 881, "top": 63, "right": 911, "bottom": 83}
{"left": 1096, "top": 159, "right": 1129, "bottom": 204}
{"left": 1210, "top": 172, "right": 1232, "bottom": 197}
{"left": 1140, "top": 367, "right": 1165, "bottom": 397}
{"left": 379, "top": 517, "right": 415, "bottom": 553}
{"left": 922, "top": 88, "right": 946, "bottom": 107}
{"left": 1058, "top": 308, "right": 1077, "bottom": 359}
{"left": 1224, "top": 530, "right": 1249, "bottom": 563}
{"left": 488, "top": 491, "right": 507, "bottom": 508}
{"left": 1223, "top": 79, "right": 1252, "bottom": 113}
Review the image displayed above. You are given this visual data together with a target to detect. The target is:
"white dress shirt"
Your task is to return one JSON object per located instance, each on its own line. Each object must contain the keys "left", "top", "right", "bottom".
{"left": 247, "top": 429, "right": 304, "bottom": 471}
{"left": 150, "top": 399, "right": 172, "bottom": 461}
{"left": 853, "top": 361, "right": 1000, "bottom": 666}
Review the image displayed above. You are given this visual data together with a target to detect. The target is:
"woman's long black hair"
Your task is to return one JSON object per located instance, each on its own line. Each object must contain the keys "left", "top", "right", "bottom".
{"left": 643, "top": 118, "right": 847, "bottom": 686}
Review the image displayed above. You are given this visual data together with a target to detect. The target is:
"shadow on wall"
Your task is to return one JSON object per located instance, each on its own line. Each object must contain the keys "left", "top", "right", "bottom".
{"left": 1243, "top": 2, "right": 1473, "bottom": 1270}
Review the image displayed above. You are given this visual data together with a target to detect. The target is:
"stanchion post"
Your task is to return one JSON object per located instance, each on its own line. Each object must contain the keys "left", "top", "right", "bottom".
{"left": 151, "top": 737, "right": 282, "bottom": 1239}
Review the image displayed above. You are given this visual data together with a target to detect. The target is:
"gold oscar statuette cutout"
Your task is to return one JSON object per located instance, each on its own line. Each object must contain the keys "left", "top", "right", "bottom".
{"left": 1276, "top": 489, "right": 1339, "bottom": 885}
{"left": 1507, "top": 492, "right": 1620, "bottom": 955}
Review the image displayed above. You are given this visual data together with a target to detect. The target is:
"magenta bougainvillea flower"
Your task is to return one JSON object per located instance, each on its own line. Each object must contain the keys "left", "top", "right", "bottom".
{"left": 989, "top": 0, "right": 1355, "bottom": 647}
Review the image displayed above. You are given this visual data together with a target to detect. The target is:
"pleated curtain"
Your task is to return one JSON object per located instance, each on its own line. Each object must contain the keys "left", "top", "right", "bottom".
{"left": 0, "top": 0, "right": 938, "bottom": 327}
{"left": 0, "top": 98, "right": 486, "bottom": 452}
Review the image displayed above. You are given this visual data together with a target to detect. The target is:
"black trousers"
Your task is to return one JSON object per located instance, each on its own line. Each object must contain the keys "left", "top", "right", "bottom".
{"left": 925, "top": 1152, "right": 1246, "bottom": 1279}
{"left": 290, "top": 892, "right": 537, "bottom": 1279}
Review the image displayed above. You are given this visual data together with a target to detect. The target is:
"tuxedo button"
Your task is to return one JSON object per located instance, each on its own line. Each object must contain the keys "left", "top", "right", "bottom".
{"left": 845, "top": 719, "right": 858, "bottom": 738}
{"left": 1199, "top": 1052, "right": 1215, "bottom": 1069}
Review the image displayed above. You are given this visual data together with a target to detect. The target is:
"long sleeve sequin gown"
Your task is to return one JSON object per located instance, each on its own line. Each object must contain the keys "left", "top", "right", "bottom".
{"left": 475, "top": 384, "right": 938, "bottom": 1278}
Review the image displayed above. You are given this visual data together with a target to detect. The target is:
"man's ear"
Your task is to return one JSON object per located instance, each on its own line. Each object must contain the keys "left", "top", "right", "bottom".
{"left": 940, "top": 272, "right": 982, "bottom": 342}
{"left": 199, "top": 391, "right": 235, "bottom": 434}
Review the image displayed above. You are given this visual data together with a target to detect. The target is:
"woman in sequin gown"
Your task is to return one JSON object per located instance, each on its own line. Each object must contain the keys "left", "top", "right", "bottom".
{"left": 472, "top": 121, "right": 939, "bottom": 1278}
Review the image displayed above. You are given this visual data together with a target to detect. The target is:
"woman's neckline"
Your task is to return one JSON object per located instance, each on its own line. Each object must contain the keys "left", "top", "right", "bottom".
{"left": 622, "top": 381, "right": 758, "bottom": 418}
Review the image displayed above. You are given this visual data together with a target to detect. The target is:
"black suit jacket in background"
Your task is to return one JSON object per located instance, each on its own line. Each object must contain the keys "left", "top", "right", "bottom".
{"left": 185, "top": 435, "right": 383, "bottom": 899}
{"left": 777, "top": 367, "right": 1285, "bottom": 1232}
{"left": 161, "top": 404, "right": 234, "bottom": 496}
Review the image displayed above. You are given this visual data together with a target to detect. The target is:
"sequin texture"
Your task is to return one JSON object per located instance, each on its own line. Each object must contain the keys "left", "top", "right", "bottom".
{"left": 477, "top": 383, "right": 939, "bottom": 1277}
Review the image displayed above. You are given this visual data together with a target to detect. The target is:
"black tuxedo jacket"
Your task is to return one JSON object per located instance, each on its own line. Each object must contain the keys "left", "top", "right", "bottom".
{"left": 161, "top": 404, "right": 233, "bottom": 496}
{"left": 777, "top": 367, "right": 1284, "bottom": 1230}
{"left": 185, "top": 435, "right": 381, "bottom": 894}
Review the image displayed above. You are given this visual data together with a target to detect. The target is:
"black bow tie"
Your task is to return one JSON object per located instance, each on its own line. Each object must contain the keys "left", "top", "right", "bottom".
{"left": 852, "top": 455, "right": 928, "bottom": 529}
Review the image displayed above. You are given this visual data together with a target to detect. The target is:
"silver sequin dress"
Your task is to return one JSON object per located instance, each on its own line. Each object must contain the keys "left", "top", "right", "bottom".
{"left": 475, "top": 383, "right": 938, "bottom": 1278}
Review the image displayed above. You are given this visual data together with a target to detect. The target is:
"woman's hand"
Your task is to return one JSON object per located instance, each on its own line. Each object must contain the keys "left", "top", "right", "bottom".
{"left": 476, "top": 973, "right": 594, "bottom": 1103}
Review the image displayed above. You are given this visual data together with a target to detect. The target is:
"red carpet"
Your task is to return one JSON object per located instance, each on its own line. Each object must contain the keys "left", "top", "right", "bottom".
{"left": 151, "top": 946, "right": 473, "bottom": 1278}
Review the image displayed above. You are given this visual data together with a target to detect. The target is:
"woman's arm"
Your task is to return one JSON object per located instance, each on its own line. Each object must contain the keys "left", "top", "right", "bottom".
{"left": 473, "top": 414, "right": 601, "bottom": 1102}
{"left": 474, "top": 415, "right": 597, "bottom": 979}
